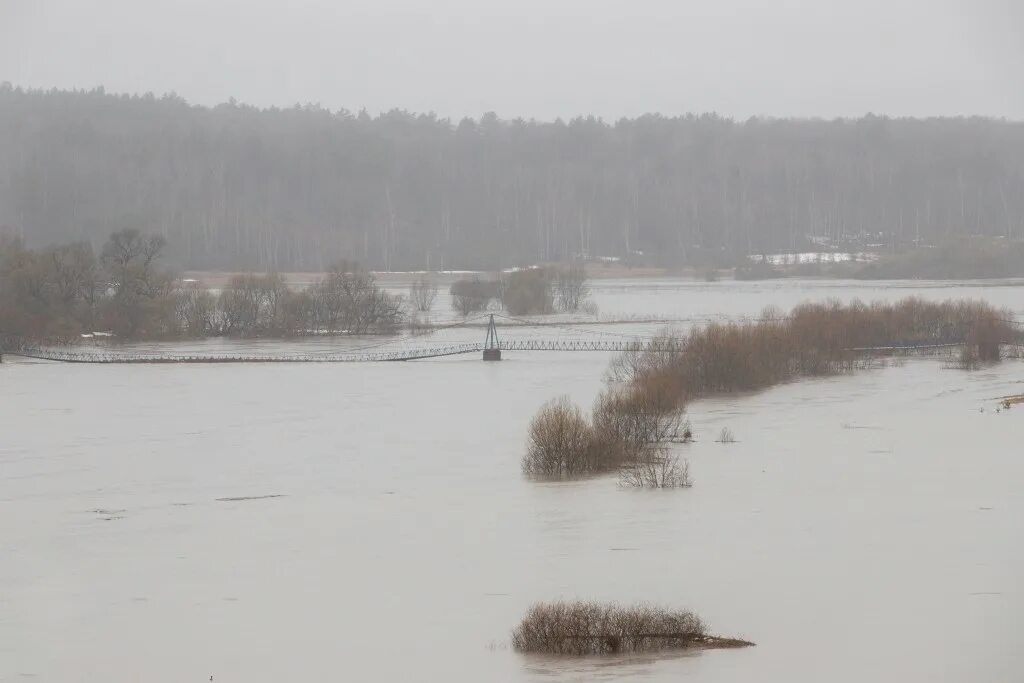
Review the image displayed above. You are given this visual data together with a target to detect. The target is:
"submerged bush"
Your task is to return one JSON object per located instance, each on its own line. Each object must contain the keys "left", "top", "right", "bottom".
{"left": 553, "top": 263, "right": 590, "bottom": 312}
{"left": 522, "top": 396, "right": 625, "bottom": 477}
{"left": 593, "top": 374, "right": 684, "bottom": 448}
{"left": 503, "top": 268, "right": 554, "bottom": 315}
{"left": 511, "top": 602, "right": 709, "bottom": 655}
{"left": 618, "top": 450, "right": 692, "bottom": 488}
{"left": 449, "top": 277, "right": 500, "bottom": 316}
{"left": 523, "top": 384, "right": 685, "bottom": 480}
{"left": 616, "top": 298, "right": 1016, "bottom": 399}
{"left": 523, "top": 297, "right": 1017, "bottom": 484}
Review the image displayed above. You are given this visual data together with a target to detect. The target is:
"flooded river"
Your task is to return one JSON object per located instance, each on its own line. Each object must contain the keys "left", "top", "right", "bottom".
{"left": 2, "top": 279, "right": 1022, "bottom": 681}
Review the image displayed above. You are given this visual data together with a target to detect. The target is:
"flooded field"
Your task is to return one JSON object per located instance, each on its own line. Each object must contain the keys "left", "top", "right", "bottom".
{"left": 2, "top": 279, "right": 1023, "bottom": 681}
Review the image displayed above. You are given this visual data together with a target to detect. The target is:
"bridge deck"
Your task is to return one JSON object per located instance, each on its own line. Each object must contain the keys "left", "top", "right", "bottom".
{"left": 3, "top": 339, "right": 661, "bottom": 364}
{"left": 2, "top": 338, "right": 981, "bottom": 364}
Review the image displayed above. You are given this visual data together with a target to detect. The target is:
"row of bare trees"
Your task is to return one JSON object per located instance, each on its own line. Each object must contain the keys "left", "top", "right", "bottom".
{"left": 1, "top": 232, "right": 404, "bottom": 341}
{"left": 181, "top": 263, "right": 404, "bottom": 337}
{"left": 607, "top": 298, "right": 1017, "bottom": 399}
{"left": 0, "top": 229, "right": 177, "bottom": 339}
{"left": 449, "top": 265, "right": 591, "bottom": 317}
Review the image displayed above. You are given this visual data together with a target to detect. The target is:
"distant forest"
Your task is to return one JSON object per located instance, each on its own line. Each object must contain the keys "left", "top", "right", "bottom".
{"left": 2, "top": 84, "right": 1024, "bottom": 272}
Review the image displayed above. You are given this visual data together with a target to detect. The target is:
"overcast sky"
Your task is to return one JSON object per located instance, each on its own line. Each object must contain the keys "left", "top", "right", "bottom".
{"left": 2, "top": 0, "right": 1022, "bottom": 120}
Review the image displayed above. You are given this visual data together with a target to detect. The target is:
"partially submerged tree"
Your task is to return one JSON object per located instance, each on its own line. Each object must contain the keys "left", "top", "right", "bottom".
{"left": 618, "top": 450, "right": 692, "bottom": 488}
{"left": 449, "top": 277, "right": 497, "bottom": 316}
{"left": 175, "top": 282, "right": 217, "bottom": 337}
{"left": 522, "top": 396, "right": 604, "bottom": 477}
{"left": 310, "top": 261, "right": 404, "bottom": 334}
{"left": 554, "top": 263, "right": 589, "bottom": 312}
{"left": 502, "top": 268, "right": 554, "bottom": 315}
{"left": 409, "top": 274, "right": 439, "bottom": 312}
{"left": 0, "top": 238, "right": 103, "bottom": 339}
{"left": 218, "top": 273, "right": 289, "bottom": 336}
{"left": 98, "top": 229, "right": 177, "bottom": 337}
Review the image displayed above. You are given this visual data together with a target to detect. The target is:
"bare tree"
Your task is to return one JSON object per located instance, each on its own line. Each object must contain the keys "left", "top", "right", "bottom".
{"left": 409, "top": 274, "right": 439, "bottom": 313}
{"left": 100, "top": 229, "right": 169, "bottom": 298}
{"left": 502, "top": 268, "right": 554, "bottom": 315}
{"left": 449, "top": 277, "right": 495, "bottom": 316}
{"left": 452, "top": 292, "right": 486, "bottom": 316}
{"left": 218, "top": 274, "right": 265, "bottom": 335}
{"left": 523, "top": 396, "right": 600, "bottom": 477}
{"left": 554, "top": 263, "right": 589, "bottom": 312}
{"left": 97, "top": 229, "right": 175, "bottom": 337}
{"left": 175, "top": 281, "right": 217, "bottom": 337}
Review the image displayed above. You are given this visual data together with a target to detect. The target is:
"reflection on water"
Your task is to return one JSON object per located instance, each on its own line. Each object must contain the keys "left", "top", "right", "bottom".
{"left": 1, "top": 279, "right": 1023, "bottom": 682}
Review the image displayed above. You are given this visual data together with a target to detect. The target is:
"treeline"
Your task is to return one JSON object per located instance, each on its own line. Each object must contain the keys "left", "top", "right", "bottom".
{"left": 525, "top": 298, "right": 1018, "bottom": 482}
{"left": 0, "top": 230, "right": 402, "bottom": 340}
{"left": 3, "top": 84, "right": 1024, "bottom": 271}
{"left": 185, "top": 265, "right": 403, "bottom": 337}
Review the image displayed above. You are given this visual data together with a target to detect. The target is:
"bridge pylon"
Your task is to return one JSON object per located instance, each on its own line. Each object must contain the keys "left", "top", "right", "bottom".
{"left": 483, "top": 313, "right": 501, "bottom": 361}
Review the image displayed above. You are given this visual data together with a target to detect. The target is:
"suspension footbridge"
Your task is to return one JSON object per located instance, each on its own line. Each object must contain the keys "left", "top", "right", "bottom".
{"left": 0, "top": 315, "right": 669, "bottom": 364}
{"left": 2, "top": 313, "right": 1018, "bottom": 365}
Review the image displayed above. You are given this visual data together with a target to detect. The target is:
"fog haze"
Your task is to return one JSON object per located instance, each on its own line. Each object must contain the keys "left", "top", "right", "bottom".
{"left": 3, "top": 0, "right": 1023, "bottom": 120}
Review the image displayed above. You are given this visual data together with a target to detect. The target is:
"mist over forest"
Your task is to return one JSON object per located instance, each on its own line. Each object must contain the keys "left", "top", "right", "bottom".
{"left": 2, "top": 84, "right": 1024, "bottom": 272}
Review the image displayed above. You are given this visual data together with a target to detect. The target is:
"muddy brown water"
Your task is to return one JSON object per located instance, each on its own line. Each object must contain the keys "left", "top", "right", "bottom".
{"left": 2, "top": 279, "right": 1022, "bottom": 681}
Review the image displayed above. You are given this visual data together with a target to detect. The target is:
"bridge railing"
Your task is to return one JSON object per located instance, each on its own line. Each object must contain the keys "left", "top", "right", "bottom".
{"left": 2, "top": 334, "right": 1017, "bottom": 364}
{"left": 4, "top": 341, "right": 487, "bottom": 364}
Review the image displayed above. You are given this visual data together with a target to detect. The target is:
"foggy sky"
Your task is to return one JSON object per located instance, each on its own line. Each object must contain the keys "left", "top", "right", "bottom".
{"left": 2, "top": 0, "right": 1023, "bottom": 120}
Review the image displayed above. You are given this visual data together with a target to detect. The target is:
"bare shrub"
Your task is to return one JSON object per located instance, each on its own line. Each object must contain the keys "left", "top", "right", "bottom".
{"left": 450, "top": 277, "right": 497, "bottom": 316}
{"left": 679, "top": 419, "right": 694, "bottom": 443}
{"left": 609, "top": 299, "right": 1016, "bottom": 397}
{"left": 619, "top": 451, "right": 692, "bottom": 488}
{"left": 409, "top": 275, "right": 439, "bottom": 313}
{"left": 605, "top": 332, "right": 681, "bottom": 383}
{"left": 511, "top": 602, "right": 707, "bottom": 655}
{"left": 554, "top": 263, "right": 589, "bottom": 312}
{"left": 523, "top": 383, "right": 690, "bottom": 481}
{"left": 452, "top": 292, "right": 486, "bottom": 316}
{"left": 526, "top": 297, "right": 1018, "bottom": 485}
{"left": 592, "top": 374, "right": 685, "bottom": 452}
{"left": 503, "top": 268, "right": 554, "bottom": 315}
{"left": 523, "top": 397, "right": 607, "bottom": 477}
